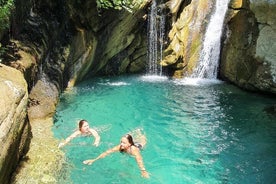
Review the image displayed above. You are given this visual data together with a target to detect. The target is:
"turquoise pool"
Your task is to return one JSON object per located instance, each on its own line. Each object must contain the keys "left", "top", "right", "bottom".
{"left": 53, "top": 75, "right": 276, "bottom": 184}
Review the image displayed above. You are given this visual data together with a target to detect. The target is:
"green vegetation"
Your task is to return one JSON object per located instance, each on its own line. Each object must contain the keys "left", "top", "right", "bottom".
{"left": 96, "top": 0, "right": 144, "bottom": 12}
{"left": 0, "top": 0, "right": 14, "bottom": 62}
{"left": 0, "top": 0, "right": 14, "bottom": 32}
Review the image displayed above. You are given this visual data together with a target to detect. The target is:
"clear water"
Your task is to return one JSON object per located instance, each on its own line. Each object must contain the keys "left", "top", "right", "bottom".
{"left": 53, "top": 75, "right": 276, "bottom": 184}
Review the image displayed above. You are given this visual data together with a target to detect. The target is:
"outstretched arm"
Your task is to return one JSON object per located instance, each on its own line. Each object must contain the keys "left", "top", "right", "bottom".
{"left": 58, "top": 131, "right": 80, "bottom": 148}
{"left": 83, "top": 145, "right": 120, "bottom": 165}
{"left": 90, "top": 128, "right": 100, "bottom": 146}
{"left": 132, "top": 148, "right": 150, "bottom": 178}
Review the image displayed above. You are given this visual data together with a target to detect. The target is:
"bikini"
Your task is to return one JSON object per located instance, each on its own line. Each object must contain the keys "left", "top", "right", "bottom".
{"left": 134, "top": 143, "right": 142, "bottom": 150}
{"left": 127, "top": 143, "right": 142, "bottom": 154}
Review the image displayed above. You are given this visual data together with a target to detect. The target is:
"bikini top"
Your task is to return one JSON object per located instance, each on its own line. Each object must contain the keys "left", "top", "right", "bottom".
{"left": 134, "top": 143, "right": 142, "bottom": 150}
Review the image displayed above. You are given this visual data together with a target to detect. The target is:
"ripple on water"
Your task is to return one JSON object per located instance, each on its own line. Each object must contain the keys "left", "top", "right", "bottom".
{"left": 53, "top": 75, "right": 276, "bottom": 184}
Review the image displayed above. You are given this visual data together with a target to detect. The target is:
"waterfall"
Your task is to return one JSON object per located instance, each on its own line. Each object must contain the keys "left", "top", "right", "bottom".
{"left": 159, "top": 6, "right": 166, "bottom": 75}
{"left": 147, "top": 0, "right": 165, "bottom": 76}
{"left": 192, "top": 0, "right": 230, "bottom": 79}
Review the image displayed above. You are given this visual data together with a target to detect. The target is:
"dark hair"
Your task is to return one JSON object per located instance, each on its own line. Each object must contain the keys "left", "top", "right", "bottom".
{"left": 125, "top": 134, "right": 135, "bottom": 145}
{"left": 119, "top": 134, "right": 134, "bottom": 152}
{"left": 78, "top": 119, "right": 87, "bottom": 130}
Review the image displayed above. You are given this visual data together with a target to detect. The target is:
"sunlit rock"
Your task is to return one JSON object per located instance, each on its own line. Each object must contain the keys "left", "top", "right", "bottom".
{"left": 161, "top": 0, "right": 213, "bottom": 77}
{"left": 0, "top": 64, "right": 31, "bottom": 184}
{"left": 220, "top": 0, "right": 276, "bottom": 94}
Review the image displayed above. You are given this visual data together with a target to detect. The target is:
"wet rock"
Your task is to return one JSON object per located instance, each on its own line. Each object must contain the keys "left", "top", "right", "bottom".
{"left": 263, "top": 104, "right": 276, "bottom": 117}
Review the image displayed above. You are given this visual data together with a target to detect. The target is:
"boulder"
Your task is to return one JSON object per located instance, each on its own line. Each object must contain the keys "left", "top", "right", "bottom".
{"left": 0, "top": 64, "right": 31, "bottom": 184}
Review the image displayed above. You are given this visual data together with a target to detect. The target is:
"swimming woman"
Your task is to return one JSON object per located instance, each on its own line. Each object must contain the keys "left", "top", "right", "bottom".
{"left": 58, "top": 119, "right": 100, "bottom": 148}
{"left": 83, "top": 131, "right": 149, "bottom": 178}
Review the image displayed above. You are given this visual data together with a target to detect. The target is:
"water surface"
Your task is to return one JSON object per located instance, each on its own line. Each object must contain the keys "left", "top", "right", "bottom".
{"left": 53, "top": 75, "right": 276, "bottom": 184}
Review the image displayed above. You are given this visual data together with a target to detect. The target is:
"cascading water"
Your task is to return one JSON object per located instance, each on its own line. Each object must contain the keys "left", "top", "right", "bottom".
{"left": 147, "top": 0, "right": 165, "bottom": 76}
{"left": 192, "top": 0, "right": 230, "bottom": 79}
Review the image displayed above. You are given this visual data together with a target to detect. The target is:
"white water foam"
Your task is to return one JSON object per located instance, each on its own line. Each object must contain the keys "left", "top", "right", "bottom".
{"left": 98, "top": 81, "right": 130, "bottom": 86}
{"left": 140, "top": 75, "right": 168, "bottom": 82}
{"left": 106, "top": 82, "right": 130, "bottom": 86}
{"left": 174, "top": 77, "right": 223, "bottom": 86}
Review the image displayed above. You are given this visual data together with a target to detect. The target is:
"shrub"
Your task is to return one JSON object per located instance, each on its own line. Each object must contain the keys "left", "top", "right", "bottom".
{"left": 0, "top": 0, "right": 14, "bottom": 32}
{"left": 96, "top": 0, "right": 144, "bottom": 12}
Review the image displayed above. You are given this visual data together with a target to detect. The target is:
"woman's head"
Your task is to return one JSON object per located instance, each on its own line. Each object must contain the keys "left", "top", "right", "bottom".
{"left": 120, "top": 134, "right": 134, "bottom": 152}
{"left": 79, "top": 120, "right": 90, "bottom": 133}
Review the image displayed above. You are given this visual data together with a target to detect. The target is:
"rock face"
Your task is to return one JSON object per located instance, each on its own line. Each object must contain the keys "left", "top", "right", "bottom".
{"left": 160, "top": 0, "right": 216, "bottom": 77}
{"left": 65, "top": 0, "right": 149, "bottom": 86}
{"left": 161, "top": 0, "right": 275, "bottom": 94}
{"left": 0, "top": 0, "right": 150, "bottom": 183}
{"left": 0, "top": 64, "right": 31, "bottom": 184}
{"left": 220, "top": 0, "right": 276, "bottom": 94}
{"left": 11, "top": 0, "right": 148, "bottom": 88}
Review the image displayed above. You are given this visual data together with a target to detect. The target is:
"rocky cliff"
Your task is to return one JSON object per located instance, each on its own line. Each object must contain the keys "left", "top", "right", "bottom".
{"left": 220, "top": 0, "right": 276, "bottom": 94}
{"left": 161, "top": 0, "right": 213, "bottom": 77}
{"left": 1, "top": 0, "right": 150, "bottom": 183}
{"left": 161, "top": 0, "right": 275, "bottom": 94}
{"left": 0, "top": 64, "right": 31, "bottom": 184}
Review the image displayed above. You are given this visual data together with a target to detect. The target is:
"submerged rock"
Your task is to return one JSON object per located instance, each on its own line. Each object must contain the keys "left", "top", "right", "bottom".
{"left": 263, "top": 104, "right": 276, "bottom": 117}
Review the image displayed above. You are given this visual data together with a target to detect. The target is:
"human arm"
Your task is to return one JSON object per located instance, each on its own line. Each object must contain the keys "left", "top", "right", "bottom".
{"left": 89, "top": 128, "right": 100, "bottom": 147}
{"left": 83, "top": 145, "right": 120, "bottom": 165}
{"left": 132, "top": 147, "right": 150, "bottom": 178}
{"left": 58, "top": 131, "right": 80, "bottom": 148}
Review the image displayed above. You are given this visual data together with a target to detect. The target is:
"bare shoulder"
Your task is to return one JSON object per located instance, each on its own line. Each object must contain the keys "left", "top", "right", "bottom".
{"left": 71, "top": 130, "right": 81, "bottom": 137}
{"left": 89, "top": 128, "right": 98, "bottom": 134}
{"left": 131, "top": 145, "right": 141, "bottom": 155}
